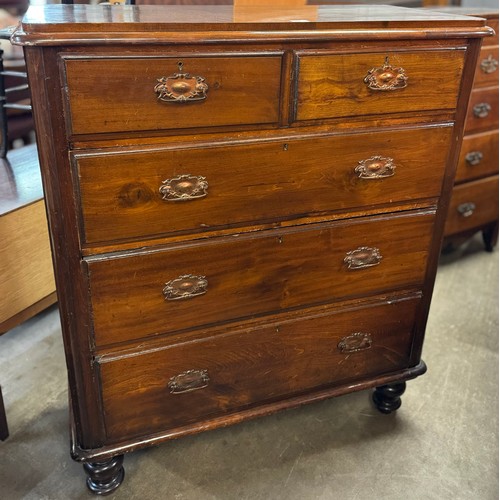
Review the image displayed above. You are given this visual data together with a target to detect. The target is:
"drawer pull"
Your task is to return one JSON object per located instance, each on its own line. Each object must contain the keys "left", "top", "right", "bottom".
{"left": 338, "top": 332, "right": 373, "bottom": 353}
{"left": 163, "top": 274, "right": 208, "bottom": 300}
{"left": 465, "top": 151, "right": 483, "bottom": 166}
{"left": 355, "top": 156, "right": 395, "bottom": 179}
{"left": 344, "top": 247, "right": 382, "bottom": 270}
{"left": 480, "top": 54, "right": 499, "bottom": 74}
{"left": 154, "top": 62, "right": 208, "bottom": 103}
{"left": 473, "top": 102, "right": 492, "bottom": 119}
{"left": 457, "top": 202, "right": 476, "bottom": 218}
{"left": 168, "top": 369, "right": 210, "bottom": 394}
{"left": 159, "top": 174, "right": 208, "bottom": 202}
{"left": 364, "top": 56, "right": 408, "bottom": 91}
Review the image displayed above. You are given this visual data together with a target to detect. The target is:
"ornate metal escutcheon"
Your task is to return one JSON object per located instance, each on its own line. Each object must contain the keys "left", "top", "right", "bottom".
{"left": 364, "top": 56, "right": 408, "bottom": 91}
{"left": 154, "top": 62, "right": 208, "bottom": 103}
{"left": 338, "top": 332, "right": 373, "bottom": 353}
{"left": 457, "top": 202, "right": 476, "bottom": 218}
{"left": 344, "top": 247, "right": 382, "bottom": 270}
{"left": 168, "top": 369, "right": 210, "bottom": 394}
{"left": 465, "top": 151, "right": 483, "bottom": 166}
{"left": 163, "top": 274, "right": 208, "bottom": 300}
{"left": 355, "top": 156, "right": 396, "bottom": 179}
{"left": 473, "top": 102, "right": 492, "bottom": 118}
{"left": 159, "top": 174, "right": 208, "bottom": 202}
{"left": 480, "top": 54, "right": 499, "bottom": 74}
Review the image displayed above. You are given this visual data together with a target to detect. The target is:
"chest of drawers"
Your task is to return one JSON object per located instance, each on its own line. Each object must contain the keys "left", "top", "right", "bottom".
{"left": 13, "top": 4, "right": 490, "bottom": 494}
{"left": 442, "top": 9, "right": 499, "bottom": 251}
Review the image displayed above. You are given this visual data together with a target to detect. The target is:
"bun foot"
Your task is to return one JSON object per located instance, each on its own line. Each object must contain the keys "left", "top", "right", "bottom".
{"left": 83, "top": 455, "right": 125, "bottom": 495}
{"left": 372, "top": 382, "right": 406, "bottom": 414}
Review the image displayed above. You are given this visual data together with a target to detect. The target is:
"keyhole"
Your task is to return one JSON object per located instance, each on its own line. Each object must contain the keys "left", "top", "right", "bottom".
{"left": 283, "top": 143, "right": 288, "bottom": 151}
{"left": 178, "top": 61, "right": 183, "bottom": 72}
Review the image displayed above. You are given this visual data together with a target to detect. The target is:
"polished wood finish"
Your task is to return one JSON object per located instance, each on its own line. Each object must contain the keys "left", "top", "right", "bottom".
{"left": 15, "top": 3, "right": 488, "bottom": 493}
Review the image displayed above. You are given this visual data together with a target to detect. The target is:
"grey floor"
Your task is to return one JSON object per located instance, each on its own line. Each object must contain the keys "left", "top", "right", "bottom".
{"left": 0, "top": 234, "right": 498, "bottom": 500}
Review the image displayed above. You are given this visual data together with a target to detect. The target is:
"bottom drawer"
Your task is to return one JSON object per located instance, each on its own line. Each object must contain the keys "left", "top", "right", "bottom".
{"left": 445, "top": 175, "right": 499, "bottom": 236}
{"left": 98, "top": 295, "right": 419, "bottom": 443}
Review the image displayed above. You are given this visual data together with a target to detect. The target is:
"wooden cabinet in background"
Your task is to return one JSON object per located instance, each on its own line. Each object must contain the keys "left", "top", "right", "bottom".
{"left": 443, "top": 9, "right": 499, "bottom": 250}
{"left": 13, "top": 4, "right": 490, "bottom": 494}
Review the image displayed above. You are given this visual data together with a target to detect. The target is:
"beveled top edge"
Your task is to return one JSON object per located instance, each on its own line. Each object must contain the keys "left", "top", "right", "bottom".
{"left": 20, "top": 4, "right": 487, "bottom": 34}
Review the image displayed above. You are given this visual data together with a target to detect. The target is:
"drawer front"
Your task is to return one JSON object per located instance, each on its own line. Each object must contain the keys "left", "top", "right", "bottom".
{"left": 99, "top": 296, "right": 418, "bottom": 442}
{"left": 465, "top": 86, "right": 499, "bottom": 134}
{"left": 474, "top": 45, "right": 499, "bottom": 87}
{"left": 62, "top": 54, "right": 282, "bottom": 135}
{"left": 77, "top": 125, "right": 451, "bottom": 245}
{"left": 445, "top": 176, "right": 499, "bottom": 236}
{"left": 88, "top": 211, "right": 434, "bottom": 346}
{"left": 455, "top": 130, "right": 499, "bottom": 183}
{"left": 294, "top": 49, "right": 464, "bottom": 122}
{"left": 484, "top": 19, "right": 499, "bottom": 47}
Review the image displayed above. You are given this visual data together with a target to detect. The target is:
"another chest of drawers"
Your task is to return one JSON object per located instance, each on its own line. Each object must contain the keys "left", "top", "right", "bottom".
{"left": 15, "top": 4, "right": 490, "bottom": 494}
{"left": 444, "top": 10, "right": 499, "bottom": 250}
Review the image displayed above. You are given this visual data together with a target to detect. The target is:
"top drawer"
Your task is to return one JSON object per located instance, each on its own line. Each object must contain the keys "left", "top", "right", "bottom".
{"left": 294, "top": 48, "right": 465, "bottom": 122}
{"left": 62, "top": 54, "right": 282, "bottom": 136}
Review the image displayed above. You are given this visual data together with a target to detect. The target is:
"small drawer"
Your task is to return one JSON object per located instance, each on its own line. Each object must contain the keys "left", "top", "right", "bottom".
{"left": 474, "top": 45, "right": 499, "bottom": 87}
{"left": 484, "top": 18, "right": 499, "bottom": 47}
{"left": 62, "top": 54, "right": 282, "bottom": 135}
{"left": 465, "top": 86, "right": 499, "bottom": 134}
{"left": 98, "top": 295, "right": 419, "bottom": 442}
{"left": 455, "top": 130, "right": 499, "bottom": 183}
{"left": 445, "top": 175, "right": 499, "bottom": 237}
{"left": 76, "top": 125, "right": 451, "bottom": 245}
{"left": 87, "top": 211, "right": 434, "bottom": 346}
{"left": 294, "top": 48, "right": 465, "bottom": 122}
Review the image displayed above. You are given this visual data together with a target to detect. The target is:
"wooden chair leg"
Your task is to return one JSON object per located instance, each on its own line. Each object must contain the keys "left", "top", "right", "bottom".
{"left": 0, "top": 385, "right": 9, "bottom": 440}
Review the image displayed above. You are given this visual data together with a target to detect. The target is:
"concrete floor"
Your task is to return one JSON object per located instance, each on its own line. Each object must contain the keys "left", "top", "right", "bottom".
{"left": 0, "top": 234, "right": 497, "bottom": 500}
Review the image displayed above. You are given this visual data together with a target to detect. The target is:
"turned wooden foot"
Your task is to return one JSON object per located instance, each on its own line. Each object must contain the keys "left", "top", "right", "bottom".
{"left": 482, "top": 223, "right": 498, "bottom": 252}
{"left": 372, "top": 382, "right": 406, "bottom": 414}
{"left": 83, "top": 455, "right": 125, "bottom": 495}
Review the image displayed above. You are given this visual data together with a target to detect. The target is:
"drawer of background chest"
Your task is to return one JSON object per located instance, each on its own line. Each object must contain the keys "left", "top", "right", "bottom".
{"left": 61, "top": 53, "right": 282, "bottom": 136}
{"left": 75, "top": 125, "right": 451, "bottom": 245}
{"left": 445, "top": 175, "right": 499, "bottom": 236}
{"left": 474, "top": 44, "right": 499, "bottom": 87}
{"left": 465, "top": 86, "right": 499, "bottom": 134}
{"left": 455, "top": 130, "right": 499, "bottom": 183}
{"left": 87, "top": 211, "right": 434, "bottom": 347}
{"left": 294, "top": 48, "right": 464, "bottom": 122}
{"left": 97, "top": 295, "right": 419, "bottom": 443}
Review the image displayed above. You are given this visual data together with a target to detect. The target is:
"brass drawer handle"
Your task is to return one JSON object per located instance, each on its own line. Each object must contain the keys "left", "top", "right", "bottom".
{"left": 480, "top": 54, "right": 499, "bottom": 74}
{"left": 344, "top": 247, "right": 382, "bottom": 270}
{"left": 457, "top": 202, "right": 476, "bottom": 218}
{"left": 163, "top": 274, "right": 208, "bottom": 301}
{"left": 154, "top": 62, "right": 208, "bottom": 103}
{"left": 168, "top": 369, "right": 210, "bottom": 394}
{"left": 355, "top": 156, "right": 395, "bottom": 179}
{"left": 465, "top": 151, "right": 483, "bottom": 166}
{"left": 338, "top": 332, "right": 373, "bottom": 353}
{"left": 473, "top": 102, "right": 492, "bottom": 119}
{"left": 364, "top": 56, "right": 408, "bottom": 91}
{"left": 159, "top": 174, "right": 208, "bottom": 202}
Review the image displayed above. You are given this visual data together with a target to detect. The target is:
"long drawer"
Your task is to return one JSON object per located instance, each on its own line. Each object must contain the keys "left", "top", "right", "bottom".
{"left": 294, "top": 48, "right": 464, "bottom": 122}
{"left": 87, "top": 211, "right": 434, "bottom": 347}
{"left": 62, "top": 54, "right": 282, "bottom": 135}
{"left": 98, "top": 295, "right": 419, "bottom": 442}
{"left": 444, "top": 175, "right": 499, "bottom": 237}
{"left": 76, "top": 125, "right": 451, "bottom": 245}
{"left": 464, "top": 86, "right": 499, "bottom": 134}
{"left": 455, "top": 130, "right": 499, "bottom": 183}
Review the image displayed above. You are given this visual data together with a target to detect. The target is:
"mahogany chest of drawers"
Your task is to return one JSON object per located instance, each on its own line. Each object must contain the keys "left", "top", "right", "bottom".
{"left": 13, "top": 4, "right": 490, "bottom": 494}
{"left": 443, "top": 9, "right": 499, "bottom": 250}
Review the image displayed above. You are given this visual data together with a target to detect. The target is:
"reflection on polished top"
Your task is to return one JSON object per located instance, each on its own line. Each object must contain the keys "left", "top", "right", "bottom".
{"left": 18, "top": 4, "right": 485, "bottom": 34}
